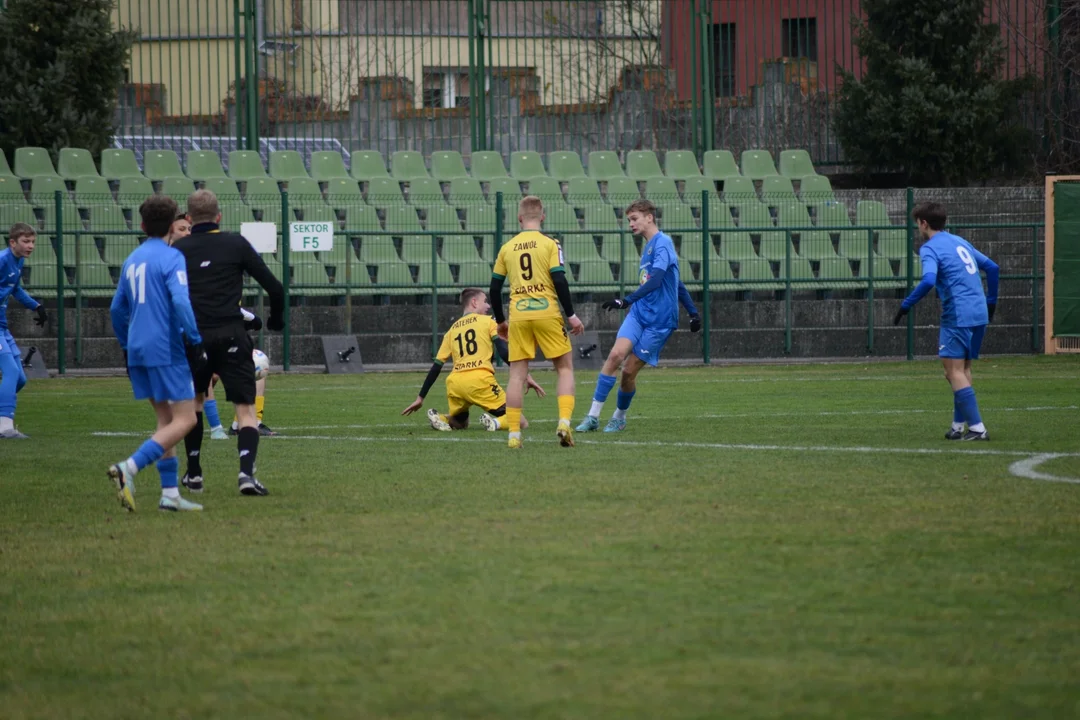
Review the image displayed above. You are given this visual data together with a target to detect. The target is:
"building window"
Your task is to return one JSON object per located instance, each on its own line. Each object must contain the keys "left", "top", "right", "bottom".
{"left": 781, "top": 17, "right": 817, "bottom": 62}
{"left": 712, "top": 23, "right": 736, "bottom": 98}
{"left": 422, "top": 70, "right": 471, "bottom": 109}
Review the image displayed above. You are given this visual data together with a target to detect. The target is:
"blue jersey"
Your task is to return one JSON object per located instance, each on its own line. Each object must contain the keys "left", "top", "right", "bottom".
{"left": 629, "top": 231, "right": 680, "bottom": 329}
{"left": 110, "top": 238, "right": 202, "bottom": 368}
{"left": 918, "top": 232, "right": 995, "bottom": 327}
{"left": 0, "top": 248, "right": 39, "bottom": 330}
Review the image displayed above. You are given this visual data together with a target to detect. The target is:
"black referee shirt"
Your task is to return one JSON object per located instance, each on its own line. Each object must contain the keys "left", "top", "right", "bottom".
{"left": 173, "top": 222, "right": 285, "bottom": 335}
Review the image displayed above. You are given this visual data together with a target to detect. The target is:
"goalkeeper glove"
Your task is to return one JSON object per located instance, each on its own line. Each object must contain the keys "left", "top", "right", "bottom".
{"left": 987, "top": 303, "right": 996, "bottom": 323}
{"left": 893, "top": 306, "right": 909, "bottom": 326}
{"left": 34, "top": 305, "right": 47, "bottom": 327}
{"left": 689, "top": 315, "right": 701, "bottom": 333}
{"left": 601, "top": 297, "right": 630, "bottom": 311}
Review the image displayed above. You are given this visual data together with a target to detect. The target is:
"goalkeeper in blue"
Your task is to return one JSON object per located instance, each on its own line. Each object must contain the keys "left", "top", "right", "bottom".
{"left": 576, "top": 199, "right": 701, "bottom": 433}
{"left": 0, "top": 222, "right": 48, "bottom": 439}
{"left": 894, "top": 202, "right": 999, "bottom": 441}
{"left": 108, "top": 195, "right": 208, "bottom": 512}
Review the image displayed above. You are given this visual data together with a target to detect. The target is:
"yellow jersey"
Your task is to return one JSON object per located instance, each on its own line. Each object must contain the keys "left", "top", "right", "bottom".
{"left": 492, "top": 230, "right": 565, "bottom": 321}
{"left": 435, "top": 312, "right": 499, "bottom": 375}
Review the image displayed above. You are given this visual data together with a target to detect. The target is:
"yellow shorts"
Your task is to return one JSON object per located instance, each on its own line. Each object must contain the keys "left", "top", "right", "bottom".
{"left": 508, "top": 316, "right": 572, "bottom": 362}
{"left": 446, "top": 371, "right": 505, "bottom": 417}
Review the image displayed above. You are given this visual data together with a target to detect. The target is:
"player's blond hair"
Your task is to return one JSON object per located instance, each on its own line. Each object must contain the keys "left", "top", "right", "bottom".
{"left": 186, "top": 189, "right": 220, "bottom": 225}
{"left": 8, "top": 222, "right": 35, "bottom": 244}
{"left": 518, "top": 195, "right": 544, "bottom": 222}
{"left": 625, "top": 199, "right": 658, "bottom": 222}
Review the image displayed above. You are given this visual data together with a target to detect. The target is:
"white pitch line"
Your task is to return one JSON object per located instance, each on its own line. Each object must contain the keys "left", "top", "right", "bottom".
{"left": 1008, "top": 454, "right": 1080, "bottom": 484}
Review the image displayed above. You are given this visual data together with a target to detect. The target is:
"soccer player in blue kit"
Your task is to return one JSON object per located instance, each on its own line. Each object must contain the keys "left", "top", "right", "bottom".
{"left": 576, "top": 199, "right": 701, "bottom": 433}
{"left": 894, "top": 202, "right": 1000, "bottom": 441}
{"left": 108, "top": 195, "right": 208, "bottom": 512}
{"left": 0, "top": 222, "right": 48, "bottom": 439}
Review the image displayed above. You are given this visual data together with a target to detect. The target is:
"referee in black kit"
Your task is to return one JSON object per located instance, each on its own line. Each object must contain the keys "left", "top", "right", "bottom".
{"left": 174, "top": 189, "right": 285, "bottom": 496}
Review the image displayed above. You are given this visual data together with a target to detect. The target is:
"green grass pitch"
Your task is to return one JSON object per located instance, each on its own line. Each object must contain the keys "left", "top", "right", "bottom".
{"left": 2, "top": 356, "right": 1079, "bottom": 719}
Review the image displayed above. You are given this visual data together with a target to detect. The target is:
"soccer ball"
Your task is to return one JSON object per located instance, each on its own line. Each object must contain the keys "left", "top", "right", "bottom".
{"left": 252, "top": 349, "right": 270, "bottom": 380}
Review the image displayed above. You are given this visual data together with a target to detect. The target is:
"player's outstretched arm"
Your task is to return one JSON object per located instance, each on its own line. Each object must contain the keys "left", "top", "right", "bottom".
{"left": 241, "top": 241, "right": 286, "bottom": 330}
{"left": 403, "top": 361, "right": 445, "bottom": 415}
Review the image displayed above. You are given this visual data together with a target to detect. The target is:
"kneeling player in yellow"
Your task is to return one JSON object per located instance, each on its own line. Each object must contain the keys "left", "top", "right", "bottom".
{"left": 489, "top": 195, "right": 585, "bottom": 449}
{"left": 402, "top": 288, "right": 545, "bottom": 430}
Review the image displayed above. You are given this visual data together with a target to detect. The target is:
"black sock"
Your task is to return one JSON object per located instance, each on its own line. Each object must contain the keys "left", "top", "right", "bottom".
{"left": 238, "top": 426, "right": 259, "bottom": 476}
{"left": 185, "top": 411, "right": 204, "bottom": 476}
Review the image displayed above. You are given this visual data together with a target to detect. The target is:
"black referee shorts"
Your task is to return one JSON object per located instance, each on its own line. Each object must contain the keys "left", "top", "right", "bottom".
{"left": 192, "top": 331, "right": 257, "bottom": 405}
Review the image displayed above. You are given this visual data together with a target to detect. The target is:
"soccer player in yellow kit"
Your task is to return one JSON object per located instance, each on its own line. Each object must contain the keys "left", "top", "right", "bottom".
{"left": 489, "top": 196, "right": 584, "bottom": 449}
{"left": 402, "top": 288, "right": 545, "bottom": 430}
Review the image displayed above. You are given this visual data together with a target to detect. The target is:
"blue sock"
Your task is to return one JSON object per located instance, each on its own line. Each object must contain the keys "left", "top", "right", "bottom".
{"left": 616, "top": 389, "right": 635, "bottom": 411}
{"left": 130, "top": 439, "right": 166, "bottom": 472}
{"left": 0, "top": 352, "right": 21, "bottom": 418}
{"left": 156, "top": 456, "right": 179, "bottom": 490}
{"left": 593, "top": 373, "right": 617, "bottom": 404}
{"left": 953, "top": 395, "right": 964, "bottom": 424}
{"left": 954, "top": 387, "right": 982, "bottom": 427}
{"left": 204, "top": 399, "right": 221, "bottom": 429}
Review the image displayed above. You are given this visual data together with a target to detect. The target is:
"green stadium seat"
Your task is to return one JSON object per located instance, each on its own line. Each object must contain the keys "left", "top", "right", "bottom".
{"left": 574, "top": 259, "right": 616, "bottom": 290}
{"left": 0, "top": 150, "right": 16, "bottom": 179}
{"left": 30, "top": 176, "right": 70, "bottom": 207}
{"left": 143, "top": 150, "right": 184, "bottom": 181}
{"left": 626, "top": 151, "right": 663, "bottom": 180}
{"left": 0, "top": 177, "right": 27, "bottom": 205}
{"left": 815, "top": 256, "right": 859, "bottom": 289}
{"left": 605, "top": 177, "right": 640, "bottom": 207}
{"left": 448, "top": 177, "right": 484, "bottom": 207}
{"left": 645, "top": 177, "right": 682, "bottom": 205}
{"left": 703, "top": 150, "right": 741, "bottom": 179}
{"left": 430, "top": 151, "right": 467, "bottom": 180}
{"left": 587, "top": 151, "right": 625, "bottom": 180}
{"left": 219, "top": 204, "right": 254, "bottom": 232}
{"left": 583, "top": 205, "right": 621, "bottom": 232}
{"left": 285, "top": 177, "right": 327, "bottom": 208}
{"left": 359, "top": 235, "right": 399, "bottom": 263}
{"left": 73, "top": 177, "right": 113, "bottom": 207}
{"left": 737, "top": 201, "right": 789, "bottom": 261}
{"left": 297, "top": 204, "right": 338, "bottom": 226}
{"left": 798, "top": 175, "right": 835, "bottom": 203}
{"left": 391, "top": 151, "right": 430, "bottom": 180}
{"left": 325, "top": 178, "right": 365, "bottom": 209}
{"left": 762, "top": 176, "right": 798, "bottom": 206}
{"left": 160, "top": 177, "right": 196, "bottom": 203}
{"left": 717, "top": 232, "right": 756, "bottom": 259}
{"left": 385, "top": 205, "right": 423, "bottom": 235}
{"left": 42, "top": 202, "right": 85, "bottom": 240}
{"left": 366, "top": 178, "right": 405, "bottom": 206}
{"left": 269, "top": 151, "right": 309, "bottom": 180}
{"left": 455, "top": 261, "right": 495, "bottom": 287}
{"left": 425, "top": 205, "right": 462, "bottom": 234}
{"left": 310, "top": 151, "right": 350, "bottom": 181}
{"left": 408, "top": 178, "right": 447, "bottom": 208}
{"left": 317, "top": 237, "right": 360, "bottom": 269}
{"left": 740, "top": 150, "right": 779, "bottom": 180}
{"left": 526, "top": 176, "right": 563, "bottom": 203}
{"left": 73, "top": 259, "right": 116, "bottom": 298}
{"left": 567, "top": 177, "right": 603, "bottom": 207}
{"left": 510, "top": 151, "right": 546, "bottom": 179}
{"left": 100, "top": 149, "right": 143, "bottom": 180}
{"left": 662, "top": 204, "right": 698, "bottom": 251}
{"left": 678, "top": 256, "right": 698, "bottom": 285}
{"left": 15, "top": 147, "right": 59, "bottom": 178}
{"left": 783, "top": 257, "right": 817, "bottom": 288}
{"left": 414, "top": 259, "right": 455, "bottom": 289}
{"left": 722, "top": 176, "right": 758, "bottom": 204}
{"left": 681, "top": 177, "right": 720, "bottom": 208}
{"left": 203, "top": 177, "right": 242, "bottom": 203}
{"left": 706, "top": 255, "right": 737, "bottom": 285}
{"left": 561, "top": 235, "right": 602, "bottom": 264}
{"left": 857, "top": 200, "right": 908, "bottom": 258}
{"left": 116, "top": 177, "right": 154, "bottom": 212}
{"left": 244, "top": 177, "right": 280, "bottom": 208}
{"left": 228, "top": 151, "right": 268, "bottom": 180}
{"left": 780, "top": 203, "right": 834, "bottom": 259}
{"left": 736, "top": 258, "right": 782, "bottom": 290}
{"left": 342, "top": 205, "right": 382, "bottom": 236}
{"left": 616, "top": 253, "right": 642, "bottom": 285}
{"left": 350, "top": 151, "right": 389, "bottom": 181}
{"left": 779, "top": 149, "right": 817, "bottom": 178}
{"left": 488, "top": 177, "right": 522, "bottom": 202}
{"left": 95, "top": 208, "right": 136, "bottom": 266}
{"left": 664, "top": 150, "right": 702, "bottom": 180}
{"left": 704, "top": 199, "right": 736, "bottom": 230}
{"left": 290, "top": 255, "right": 340, "bottom": 297}
{"left": 465, "top": 206, "right": 497, "bottom": 260}
{"left": 814, "top": 201, "right": 862, "bottom": 257}
{"left": 469, "top": 151, "right": 509, "bottom": 180}
{"left": 599, "top": 231, "right": 633, "bottom": 263}
{"left": 540, "top": 200, "right": 578, "bottom": 235}
{"left": 0, "top": 205, "right": 39, "bottom": 234}
{"left": 441, "top": 235, "right": 483, "bottom": 264}
{"left": 185, "top": 151, "right": 227, "bottom": 181}
{"left": 58, "top": 148, "right": 100, "bottom": 179}
{"left": 547, "top": 151, "right": 586, "bottom": 180}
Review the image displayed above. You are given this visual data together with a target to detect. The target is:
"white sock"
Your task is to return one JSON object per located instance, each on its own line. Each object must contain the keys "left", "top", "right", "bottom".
{"left": 0, "top": 416, "right": 13, "bottom": 432}
{"left": 589, "top": 401, "right": 604, "bottom": 418}
{"left": 123, "top": 458, "right": 138, "bottom": 477}
{"left": 969, "top": 422, "right": 986, "bottom": 432}
{"left": 951, "top": 422, "right": 965, "bottom": 432}
{"left": 612, "top": 408, "right": 627, "bottom": 421}
{"left": 162, "top": 487, "right": 180, "bottom": 499}
{"left": 231, "top": 421, "right": 239, "bottom": 431}
{"left": 210, "top": 424, "right": 223, "bottom": 432}
{"left": 493, "top": 416, "right": 502, "bottom": 429}
{"left": 508, "top": 431, "right": 521, "bottom": 440}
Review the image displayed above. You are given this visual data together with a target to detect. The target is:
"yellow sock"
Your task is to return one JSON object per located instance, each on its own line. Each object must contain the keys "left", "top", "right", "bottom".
{"left": 438, "top": 412, "right": 449, "bottom": 424}
{"left": 557, "top": 395, "right": 575, "bottom": 424}
{"left": 506, "top": 407, "right": 522, "bottom": 433}
{"left": 255, "top": 395, "right": 265, "bottom": 422}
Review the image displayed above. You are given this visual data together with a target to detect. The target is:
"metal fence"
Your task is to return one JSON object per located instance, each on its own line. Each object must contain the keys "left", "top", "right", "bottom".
{"left": 8, "top": 185, "right": 1042, "bottom": 371}
{"left": 112, "top": 0, "right": 1049, "bottom": 166}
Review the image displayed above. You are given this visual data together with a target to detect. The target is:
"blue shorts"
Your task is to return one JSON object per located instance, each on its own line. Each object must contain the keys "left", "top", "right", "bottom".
{"left": 939, "top": 325, "right": 986, "bottom": 360}
{"left": 129, "top": 364, "right": 196, "bottom": 403}
{"left": 617, "top": 313, "right": 675, "bottom": 367}
{"left": 0, "top": 329, "right": 19, "bottom": 358}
